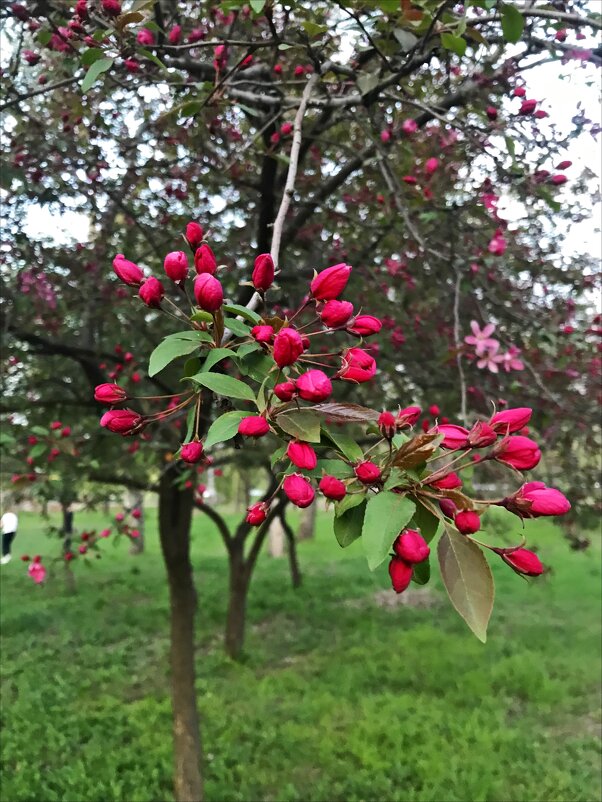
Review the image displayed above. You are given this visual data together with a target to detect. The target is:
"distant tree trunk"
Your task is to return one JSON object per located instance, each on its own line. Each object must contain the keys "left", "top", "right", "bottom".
{"left": 61, "top": 503, "right": 76, "bottom": 594}
{"left": 130, "top": 492, "right": 145, "bottom": 555}
{"left": 158, "top": 471, "right": 203, "bottom": 802}
{"left": 281, "top": 511, "right": 302, "bottom": 589}
{"left": 224, "top": 540, "right": 250, "bottom": 661}
{"left": 298, "top": 502, "right": 317, "bottom": 540}
{"left": 102, "top": 498, "right": 110, "bottom": 516}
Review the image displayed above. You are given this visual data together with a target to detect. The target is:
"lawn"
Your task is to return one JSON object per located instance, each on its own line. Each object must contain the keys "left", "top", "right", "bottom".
{"left": 1, "top": 507, "right": 600, "bottom": 802}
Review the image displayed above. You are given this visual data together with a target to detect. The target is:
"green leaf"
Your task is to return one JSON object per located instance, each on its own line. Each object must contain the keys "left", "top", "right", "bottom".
{"left": 190, "top": 310, "right": 213, "bottom": 324}
{"left": 178, "top": 101, "right": 201, "bottom": 118}
{"left": 81, "top": 57, "right": 114, "bottom": 93}
{"left": 411, "top": 500, "right": 442, "bottom": 542}
{"left": 384, "top": 468, "right": 405, "bottom": 491}
{"left": 322, "top": 426, "right": 364, "bottom": 462}
{"left": 202, "top": 348, "right": 234, "bottom": 372}
{"left": 184, "top": 405, "right": 196, "bottom": 444}
{"left": 276, "top": 410, "right": 321, "bottom": 443}
{"left": 504, "top": 135, "right": 516, "bottom": 158}
{"left": 182, "top": 357, "right": 201, "bottom": 377}
{"left": 138, "top": 48, "right": 169, "bottom": 70}
{"left": 357, "top": 72, "right": 380, "bottom": 96}
{"left": 249, "top": 0, "right": 266, "bottom": 13}
{"left": 440, "top": 32, "right": 467, "bottom": 56}
{"left": 303, "top": 459, "right": 354, "bottom": 479}
{"left": 237, "top": 351, "right": 273, "bottom": 382}
{"left": 393, "top": 28, "right": 418, "bottom": 52}
{"left": 236, "top": 342, "right": 262, "bottom": 360}
{"left": 223, "top": 317, "right": 251, "bottom": 338}
{"left": 31, "top": 426, "right": 49, "bottom": 436}
{"left": 437, "top": 528, "right": 495, "bottom": 643}
{"left": 270, "top": 445, "right": 286, "bottom": 468}
{"left": 222, "top": 303, "right": 262, "bottom": 325}
{"left": 303, "top": 20, "right": 328, "bottom": 37}
{"left": 362, "top": 492, "right": 416, "bottom": 571}
{"left": 190, "top": 372, "right": 256, "bottom": 402}
{"left": 37, "top": 30, "right": 53, "bottom": 46}
{"left": 204, "top": 411, "right": 248, "bottom": 449}
{"left": 148, "top": 332, "right": 209, "bottom": 377}
{"left": 335, "top": 493, "right": 367, "bottom": 517}
{"left": 334, "top": 498, "right": 367, "bottom": 548}
{"left": 29, "top": 443, "right": 48, "bottom": 459}
{"left": 501, "top": 3, "right": 524, "bottom": 43}
{"left": 81, "top": 48, "right": 105, "bottom": 67}
{"left": 412, "top": 557, "right": 431, "bottom": 585}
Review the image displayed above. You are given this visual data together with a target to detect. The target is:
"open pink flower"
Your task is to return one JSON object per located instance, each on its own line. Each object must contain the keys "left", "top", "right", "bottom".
{"left": 499, "top": 346, "right": 524, "bottom": 372}
{"left": 464, "top": 321, "right": 498, "bottom": 356}
{"left": 28, "top": 562, "right": 46, "bottom": 584}
{"left": 476, "top": 342, "right": 504, "bottom": 373}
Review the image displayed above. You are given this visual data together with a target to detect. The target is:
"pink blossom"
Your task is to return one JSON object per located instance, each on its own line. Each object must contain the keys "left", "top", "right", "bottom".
{"left": 476, "top": 342, "right": 504, "bottom": 373}
{"left": 464, "top": 321, "right": 498, "bottom": 356}
{"left": 499, "top": 346, "right": 524, "bottom": 372}
{"left": 28, "top": 562, "right": 46, "bottom": 584}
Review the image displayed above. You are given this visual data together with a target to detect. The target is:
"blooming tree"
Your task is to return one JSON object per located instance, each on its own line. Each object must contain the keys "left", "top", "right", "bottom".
{"left": 1, "top": 1, "right": 600, "bottom": 799}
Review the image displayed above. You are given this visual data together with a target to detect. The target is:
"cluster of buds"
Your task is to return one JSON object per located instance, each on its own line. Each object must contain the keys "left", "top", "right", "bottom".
{"left": 95, "top": 223, "right": 570, "bottom": 638}
{"left": 20, "top": 554, "right": 46, "bottom": 584}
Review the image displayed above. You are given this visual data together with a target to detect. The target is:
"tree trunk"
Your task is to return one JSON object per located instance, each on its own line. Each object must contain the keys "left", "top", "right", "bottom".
{"left": 282, "top": 516, "right": 302, "bottom": 589}
{"left": 298, "top": 502, "right": 317, "bottom": 540}
{"left": 225, "top": 542, "right": 250, "bottom": 660}
{"left": 158, "top": 470, "right": 203, "bottom": 802}
{"left": 61, "top": 504, "right": 76, "bottom": 593}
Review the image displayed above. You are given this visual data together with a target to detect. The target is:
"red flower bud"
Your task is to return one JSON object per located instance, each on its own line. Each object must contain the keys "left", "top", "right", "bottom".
{"left": 310, "top": 263, "right": 352, "bottom": 301}
{"left": 489, "top": 407, "right": 532, "bottom": 434}
{"left": 486, "top": 106, "right": 498, "bottom": 120}
{"left": 251, "top": 325, "right": 274, "bottom": 343}
{"left": 502, "top": 482, "right": 570, "bottom": 518}
{"left": 246, "top": 502, "right": 269, "bottom": 526}
{"left": 424, "top": 157, "right": 439, "bottom": 174}
{"left": 283, "top": 473, "right": 315, "bottom": 508}
{"left": 354, "top": 461, "right": 381, "bottom": 484}
{"left": 101, "top": 0, "right": 121, "bottom": 16}
{"left": 337, "top": 347, "right": 376, "bottom": 383}
{"left": 238, "top": 415, "right": 270, "bottom": 437}
{"left": 273, "top": 327, "right": 304, "bottom": 367}
{"left": 94, "top": 383, "right": 128, "bottom": 404}
{"left": 194, "top": 244, "right": 217, "bottom": 275}
{"left": 252, "top": 253, "right": 275, "bottom": 292}
{"left": 295, "top": 369, "right": 332, "bottom": 402}
{"left": 556, "top": 160, "right": 572, "bottom": 170}
{"left": 396, "top": 406, "right": 421, "bottom": 428}
{"left": 492, "top": 435, "right": 541, "bottom": 470}
{"left": 388, "top": 557, "right": 413, "bottom": 593}
{"left": 378, "top": 411, "right": 396, "bottom": 439}
{"left": 439, "top": 498, "right": 457, "bottom": 518}
{"left": 139, "top": 276, "right": 165, "bottom": 308}
{"left": 61, "top": 427, "right": 71, "bottom": 438}
{"left": 113, "top": 254, "right": 143, "bottom": 286}
{"left": 100, "top": 408, "right": 144, "bottom": 436}
{"left": 181, "top": 441, "right": 204, "bottom": 464}
{"left": 164, "top": 251, "right": 189, "bottom": 283}
{"left": 454, "top": 510, "right": 481, "bottom": 534}
{"left": 185, "top": 222, "right": 204, "bottom": 249}
{"left": 274, "top": 381, "right": 296, "bottom": 402}
{"left": 467, "top": 421, "right": 497, "bottom": 448}
{"left": 320, "top": 300, "right": 354, "bottom": 328}
{"left": 194, "top": 273, "right": 223, "bottom": 312}
{"left": 318, "top": 475, "right": 346, "bottom": 501}
{"left": 551, "top": 174, "right": 567, "bottom": 185}
{"left": 436, "top": 424, "right": 470, "bottom": 450}
{"left": 348, "top": 315, "right": 382, "bottom": 337}
{"left": 393, "top": 529, "right": 430, "bottom": 564}
{"left": 286, "top": 441, "right": 317, "bottom": 470}
{"left": 519, "top": 99, "right": 537, "bottom": 115}
{"left": 28, "top": 435, "right": 38, "bottom": 445}
{"left": 428, "top": 472, "right": 462, "bottom": 490}
{"left": 496, "top": 547, "right": 543, "bottom": 577}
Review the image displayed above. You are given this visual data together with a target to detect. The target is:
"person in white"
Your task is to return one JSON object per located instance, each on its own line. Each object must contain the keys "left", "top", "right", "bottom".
{"left": 1, "top": 511, "right": 18, "bottom": 565}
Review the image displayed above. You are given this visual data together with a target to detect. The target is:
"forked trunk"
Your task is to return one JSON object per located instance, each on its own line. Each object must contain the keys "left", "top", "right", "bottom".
{"left": 225, "top": 543, "right": 250, "bottom": 660}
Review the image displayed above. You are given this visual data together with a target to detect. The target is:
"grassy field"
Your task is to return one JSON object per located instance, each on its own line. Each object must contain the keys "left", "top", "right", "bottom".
{"left": 0, "top": 507, "right": 600, "bottom": 802}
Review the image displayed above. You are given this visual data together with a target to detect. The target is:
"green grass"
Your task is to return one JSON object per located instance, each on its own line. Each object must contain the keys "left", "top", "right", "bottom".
{"left": 1, "top": 508, "right": 600, "bottom": 802}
